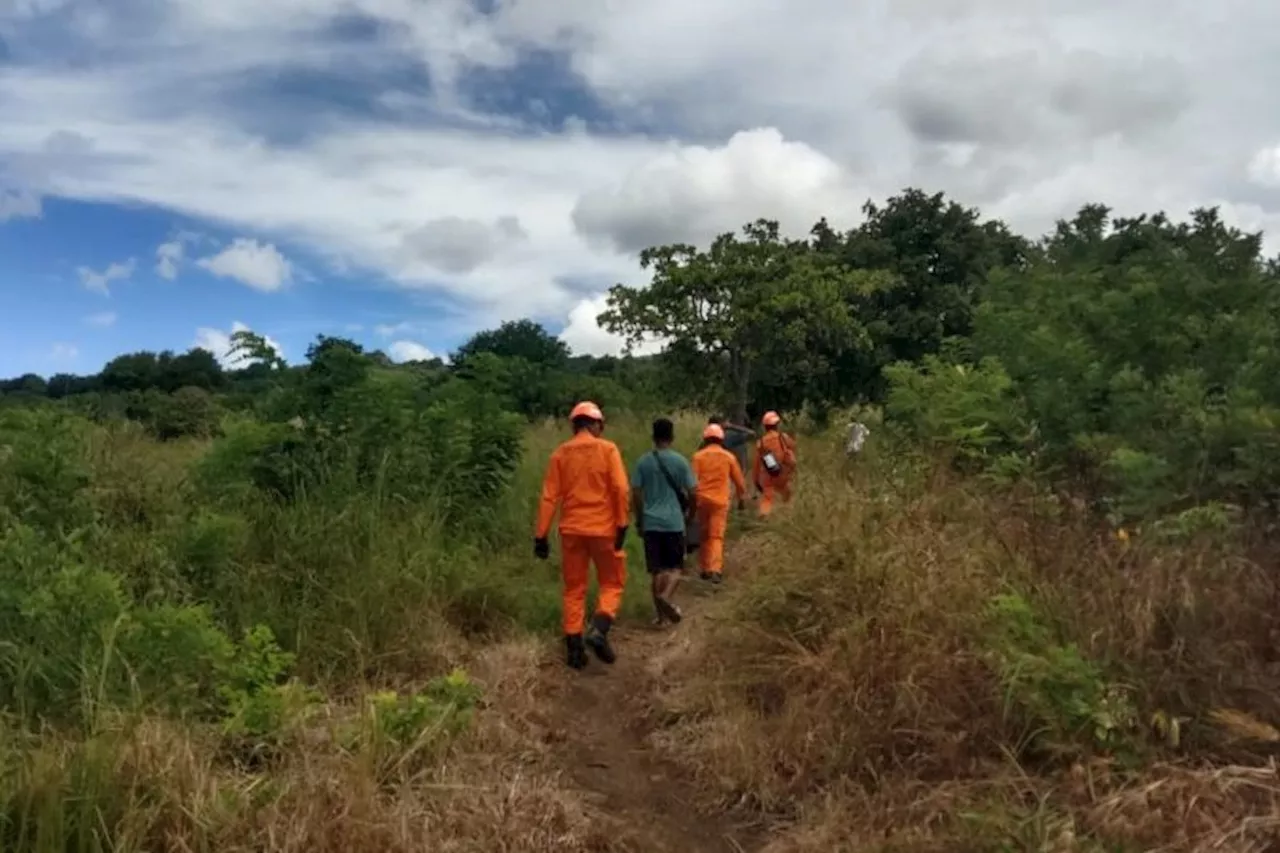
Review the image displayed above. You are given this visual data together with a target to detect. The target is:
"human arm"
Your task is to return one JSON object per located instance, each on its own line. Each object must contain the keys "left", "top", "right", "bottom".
{"left": 610, "top": 445, "right": 631, "bottom": 543}
{"left": 681, "top": 456, "right": 698, "bottom": 515}
{"left": 534, "top": 452, "right": 561, "bottom": 541}
{"left": 730, "top": 456, "right": 747, "bottom": 508}
{"left": 631, "top": 486, "right": 646, "bottom": 534}
{"left": 751, "top": 441, "right": 763, "bottom": 494}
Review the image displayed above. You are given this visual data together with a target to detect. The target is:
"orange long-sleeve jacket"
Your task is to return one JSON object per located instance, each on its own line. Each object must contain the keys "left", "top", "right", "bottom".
{"left": 753, "top": 430, "right": 797, "bottom": 484}
{"left": 692, "top": 444, "right": 747, "bottom": 508}
{"left": 535, "top": 431, "right": 631, "bottom": 539}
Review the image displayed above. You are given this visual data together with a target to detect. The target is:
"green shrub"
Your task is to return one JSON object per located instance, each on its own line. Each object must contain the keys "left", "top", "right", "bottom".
{"left": 0, "top": 408, "right": 93, "bottom": 536}
{"left": 884, "top": 354, "right": 1030, "bottom": 469}
{"left": 985, "top": 593, "right": 1139, "bottom": 759}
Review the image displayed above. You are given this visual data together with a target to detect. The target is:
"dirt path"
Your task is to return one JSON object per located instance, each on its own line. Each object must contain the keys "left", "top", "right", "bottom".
{"left": 538, "top": 581, "right": 761, "bottom": 853}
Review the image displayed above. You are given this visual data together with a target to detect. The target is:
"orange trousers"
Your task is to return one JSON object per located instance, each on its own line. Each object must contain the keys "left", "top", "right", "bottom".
{"left": 560, "top": 534, "right": 627, "bottom": 636}
{"left": 758, "top": 475, "right": 792, "bottom": 517}
{"left": 696, "top": 503, "right": 730, "bottom": 575}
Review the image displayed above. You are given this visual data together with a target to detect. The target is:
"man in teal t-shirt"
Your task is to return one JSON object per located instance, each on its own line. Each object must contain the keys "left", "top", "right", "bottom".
{"left": 631, "top": 417, "right": 696, "bottom": 626}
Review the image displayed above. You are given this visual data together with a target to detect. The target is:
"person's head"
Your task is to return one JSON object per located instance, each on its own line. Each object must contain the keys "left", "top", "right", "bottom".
{"left": 702, "top": 423, "right": 725, "bottom": 445}
{"left": 652, "top": 417, "right": 674, "bottom": 447}
{"left": 708, "top": 415, "right": 724, "bottom": 427}
{"left": 569, "top": 401, "right": 605, "bottom": 436}
{"left": 762, "top": 410, "right": 781, "bottom": 431}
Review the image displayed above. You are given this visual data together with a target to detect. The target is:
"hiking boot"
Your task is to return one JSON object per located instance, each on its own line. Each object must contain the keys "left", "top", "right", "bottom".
{"left": 654, "top": 596, "right": 683, "bottom": 624}
{"left": 700, "top": 571, "right": 712, "bottom": 581}
{"left": 709, "top": 573, "right": 723, "bottom": 586}
{"left": 565, "top": 634, "right": 588, "bottom": 670}
{"left": 584, "top": 614, "right": 617, "bottom": 664}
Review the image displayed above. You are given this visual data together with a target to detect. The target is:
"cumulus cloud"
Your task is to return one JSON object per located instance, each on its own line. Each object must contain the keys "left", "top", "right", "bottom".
{"left": 400, "top": 215, "right": 528, "bottom": 274}
{"left": 84, "top": 310, "right": 116, "bottom": 327}
{"left": 572, "top": 128, "right": 864, "bottom": 254}
{"left": 76, "top": 258, "right": 135, "bottom": 295}
{"left": 196, "top": 239, "right": 293, "bottom": 292}
{"left": 558, "top": 295, "right": 665, "bottom": 358}
{"left": 192, "top": 321, "right": 284, "bottom": 368}
{"left": 387, "top": 340, "right": 436, "bottom": 363}
{"left": 886, "top": 47, "right": 1188, "bottom": 150}
{"left": 1, "top": 0, "right": 1280, "bottom": 337}
{"left": 155, "top": 239, "right": 184, "bottom": 280}
{"left": 1247, "top": 146, "right": 1280, "bottom": 189}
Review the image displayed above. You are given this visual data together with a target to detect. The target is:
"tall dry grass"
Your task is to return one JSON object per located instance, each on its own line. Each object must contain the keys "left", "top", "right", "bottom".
{"left": 651, "top": 432, "right": 1280, "bottom": 850}
{"left": 0, "top": 638, "right": 631, "bottom": 853}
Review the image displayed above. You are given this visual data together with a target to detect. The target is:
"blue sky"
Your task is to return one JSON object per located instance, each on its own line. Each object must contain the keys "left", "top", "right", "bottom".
{"left": 3, "top": 0, "right": 1280, "bottom": 378}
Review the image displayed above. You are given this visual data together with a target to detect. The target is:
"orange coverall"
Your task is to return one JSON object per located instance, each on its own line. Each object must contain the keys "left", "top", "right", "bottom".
{"left": 692, "top": 444, "right": 747, "bottom": 577}
{"left": 753, "top": 430, "right": 796, "bottom": 517}
{"left": 535, "top": 431, "right": 631, "bottom": 635}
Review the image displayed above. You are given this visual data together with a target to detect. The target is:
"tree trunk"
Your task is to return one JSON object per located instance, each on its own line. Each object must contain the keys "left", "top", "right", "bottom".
{"left": 727, "top": 349, "right": 751, "bottom": 425}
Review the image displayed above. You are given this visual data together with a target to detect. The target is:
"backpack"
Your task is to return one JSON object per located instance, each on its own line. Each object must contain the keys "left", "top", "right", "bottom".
{"left": 758, "top": 434, "right": 795, "bottom": 478}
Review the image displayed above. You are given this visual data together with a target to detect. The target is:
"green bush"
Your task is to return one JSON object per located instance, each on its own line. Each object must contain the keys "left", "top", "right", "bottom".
{"left": 985, "top": 593, "right": 1138, "bottom": 759}
{"left": 884, "top": 353, "right": 1030, "bottom": 470}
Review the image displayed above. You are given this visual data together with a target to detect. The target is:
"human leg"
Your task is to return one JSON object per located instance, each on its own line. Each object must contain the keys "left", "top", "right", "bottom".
{"left": 584, "top": 536, "right": 626, "bottom": 663}
{"left": 559, "top": 534, "right": 591, "bottom": 669}
{"left": 702, "top": 504, "right": 729, "bottom": 578}
{"left": 758, "top": 480, "right": 776, "bottom": 517}
{"left": 643, "top": 531, "right": 683, "bottom": 624}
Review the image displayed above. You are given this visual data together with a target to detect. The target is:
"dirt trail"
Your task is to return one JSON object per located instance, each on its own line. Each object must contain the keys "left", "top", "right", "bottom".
{"left": 538, "top": 582, "right": 761, "bottom": 853}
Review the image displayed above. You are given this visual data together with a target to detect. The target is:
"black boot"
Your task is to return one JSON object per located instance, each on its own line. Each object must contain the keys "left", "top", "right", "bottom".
{"left": 584, "top": 614, "right": 617, "bottom": 664}
{"left": 565, "top": 634, "right": 588, "bottom": 670}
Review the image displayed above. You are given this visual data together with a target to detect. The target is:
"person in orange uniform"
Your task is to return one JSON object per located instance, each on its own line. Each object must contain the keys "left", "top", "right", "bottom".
{"left": 691, "top": 424, "right": 747, "bottom": 583}
{"left": 534, "top": 401, "right": 631, "bottom": 670}
{"left": 753, "top": 411, "right": 796, "bottom": 517}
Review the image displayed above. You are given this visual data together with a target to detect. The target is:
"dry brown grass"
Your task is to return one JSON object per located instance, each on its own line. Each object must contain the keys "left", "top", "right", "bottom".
{"left": 648, "top": 437, "right": 1280, "bottom": 850}
{"left": 3, "top": 638, "right": 627, "bottom": 853}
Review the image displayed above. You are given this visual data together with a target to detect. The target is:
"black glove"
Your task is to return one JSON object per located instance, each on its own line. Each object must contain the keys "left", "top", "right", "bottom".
{"left": 533, "top": 538, "right": 549, "bottom": 560}
{"left": 613, "top": 526, "right": 628, "bottom": 552}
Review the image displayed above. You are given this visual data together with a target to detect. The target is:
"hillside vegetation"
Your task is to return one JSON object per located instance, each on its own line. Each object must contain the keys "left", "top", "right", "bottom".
{"left": 3, "top": 189, "right": 1280, "bottom": 851}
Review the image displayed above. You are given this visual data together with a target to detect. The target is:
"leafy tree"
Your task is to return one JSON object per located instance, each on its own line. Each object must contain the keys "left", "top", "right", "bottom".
{"left": 968, "top": 205, "right": 1280, "bottom": 516}
{"left": 0, "top": 373, "right": 48, "bottom": 397}
{"left": 453, "top": 319, "right": 569, "bottom": 367}
{"left": 230, "top": 329, "right": 287, "bottom": 371}
{"left": 160, "top": 348, "right": 225, "bottom": 393}
{"left": 100, "top": 352, "right": 162, "bottom": 393}
{"left": 822, "top": 189, "right": 1028, "bottom": 402}
{"left": 600, "top": 219, "right": 875, "bottom": 422}
{"left": 149, "top": 386, "right": 222, "bottom": 440}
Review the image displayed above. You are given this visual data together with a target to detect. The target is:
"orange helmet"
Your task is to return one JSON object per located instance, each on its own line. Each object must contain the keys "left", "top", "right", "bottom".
{"left": 702, "top": 424, "right": 725, "bottom": 441}
{"left": 569, "top": 401, "right": 604, "bottom": 422}
{"left": 762, "top": 411, "right": 781, "bottom": 427}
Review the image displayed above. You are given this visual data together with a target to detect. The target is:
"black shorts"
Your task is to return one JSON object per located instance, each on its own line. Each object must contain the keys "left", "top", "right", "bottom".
{"left": 643, "top": 530, "right": 686, "bottom": 574}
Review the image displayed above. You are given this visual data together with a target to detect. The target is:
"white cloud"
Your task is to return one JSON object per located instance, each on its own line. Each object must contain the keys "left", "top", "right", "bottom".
{"left": 155, "top": 239, "right": 184, "bottom": 280}
{"left": 192, "top": 320, "right": 284, "bottom": 368}
{"left": 2, "top": 0, "right": 1280, "bottom": 337}
{"left": 573, "top": 128, "right": 864, "bottom": 254}
{"left": 387, "top": 340, "right": 436, "bottom": 363}
{"left": 84, "top": 310, "right": 116, "bottom": 327}
{"left": 0, "top": 187, "right": 40, "bottom": 221}
{"left": 558, "top": 295, "right": 666, "bottom": 358}
{"left": 1247, "top": 146, "right": 1280, "bottom": 190}
{"left": 196, "top": 238, "right": 293, "bottom": 292}
{"left": 49, "top": 341, "right": 77, "bottom": 362}
{"left": 76, "top": 258, "right": 135, "bottom": 295}
{"left": 374, "top": 322, "right": 412, "bottom": 338}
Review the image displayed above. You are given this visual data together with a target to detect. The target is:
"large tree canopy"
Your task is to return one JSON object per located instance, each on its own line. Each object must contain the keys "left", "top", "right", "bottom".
{"left": 599, "top": 219, "right": 879, "bottom": 421}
